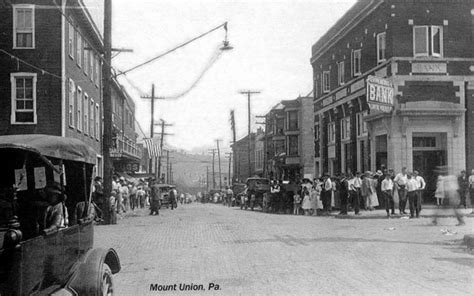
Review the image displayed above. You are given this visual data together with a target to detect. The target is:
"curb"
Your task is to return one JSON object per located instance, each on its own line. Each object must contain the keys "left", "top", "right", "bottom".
{"left": 463, "top": 234, "right": 474, "bottom": 249}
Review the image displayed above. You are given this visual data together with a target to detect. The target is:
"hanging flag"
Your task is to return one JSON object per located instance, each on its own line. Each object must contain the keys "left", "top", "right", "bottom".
{"left": 144, "top": 138, "right": 154, "bottom": 158}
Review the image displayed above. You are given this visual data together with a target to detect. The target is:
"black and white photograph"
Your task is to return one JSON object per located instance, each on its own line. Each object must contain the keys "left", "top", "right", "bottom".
{"left": 0, "top": 0, "right": 473, "bottom": 295}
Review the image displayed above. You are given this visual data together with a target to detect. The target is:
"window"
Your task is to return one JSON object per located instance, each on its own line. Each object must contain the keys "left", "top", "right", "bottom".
{"left": 337, "top": 61, "right": 345, "bottom": 86}
{"left": 13, "top": 5, "right": 34, "bottom": 48}
{"left": 84, "top": 42, "right": 89, "bottom": 75}
{"left": 84, "top": 94, "right": 89, "bottom": 134}
{"left": 327, "top": 122, "right": 335, "bottom": 144}
{"left": 288, "top": 111, "right": 298, "bottom": 130}
{"left": 351, "top": 49, "right": 361, "bottom": 76}
{"left": 314, "top": 124, "right": 320, "bottom": 141}
{"left": 323, "top": 71, "right": 330, "bottom": 93}
{"left": 314, "top": 75, "right": 319, "bottom": 97}
{"left": 377, "top": 32, "right": 386, "bottom": 63}
{"left": 95, "top": 103, "right": 100, "bottom": 139}
{"left": 413, "top": 26, "right": 443, "bottom": 57}
{"left": 413, "top": 137, "right": 436, "bottom": 148}
{"left": 275, "top": 140, "right": 285, "bottom": 155}
{"left": 288, "top": 135, "right": 298, "bottom": 156}
{"left": 431, "top": 26, "right": 443, "bottom": 57}
{"left": 76, "top": 33, "right": 82, "bottom": 67}
{"left": 356, "top": 111, "right": 368, "bottom": 137}
{"left": 68, "top": 79, "right": 75, "bottom": 127}
{"left": 76, "top": 87, "right": 82, "bottom": 131}
{"left": 90, "top": 99, "right": 95, "bottom": 136}
{"left": 276, "top": 118, "right": 284, "bottom": 135}
{"left": 340, "top": 117, "right": 351, "bottom": 140}
{"left": 10, "top": 73, "right": 36, "bottom": 124}
{"left": 94, "top": 55, "right": 100, "bottom": 86}
{"left": 89, "top": 51, "right": 94, "bottom": 80}
{"left": 68, "top": 21, "right": 74, "bottom": 58}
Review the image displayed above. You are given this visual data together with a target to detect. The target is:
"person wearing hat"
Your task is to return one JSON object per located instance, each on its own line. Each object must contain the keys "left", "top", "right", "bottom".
{"left": 43, "top": 183, "right": 68, "bottom": 234}
{"left": 457, "top": 170, "right": 468, "bottom": 209}
{"left": 394, "top": 167, "right": 408, "bottom": 215}
{"left": 381, "top": 173, "right": 395, "bottom": 217}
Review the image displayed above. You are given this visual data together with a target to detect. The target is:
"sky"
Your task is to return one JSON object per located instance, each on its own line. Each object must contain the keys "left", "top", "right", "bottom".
{"left": 85, "top": 0, "right": 357, "bottom": 153}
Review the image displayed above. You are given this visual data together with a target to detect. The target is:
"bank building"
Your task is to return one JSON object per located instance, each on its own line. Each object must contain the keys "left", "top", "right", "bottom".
{"left": 311, "top": 0, "right": 474, "bottom": 195}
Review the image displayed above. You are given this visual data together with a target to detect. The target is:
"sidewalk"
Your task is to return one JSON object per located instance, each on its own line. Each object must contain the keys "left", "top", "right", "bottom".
{"left": 333, "top": 205, "right": 473, "bottom": 219}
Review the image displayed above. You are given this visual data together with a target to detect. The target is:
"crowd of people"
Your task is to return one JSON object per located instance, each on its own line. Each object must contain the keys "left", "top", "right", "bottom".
{"left": 243, "top": 166, "right": 472, "bottom": 226}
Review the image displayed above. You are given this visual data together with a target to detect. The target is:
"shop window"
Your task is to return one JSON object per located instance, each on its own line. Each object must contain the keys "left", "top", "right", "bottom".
{"left": 341, "top": 117, "right": 351, "bottom": 140}
{"left": 377, "top": 32, "right": 386, "bottom": 63}
{"left": 337, "top": 61, "right": 345, "bottom": 85}
{"left": 323, "top": 71, "right": 330, "bottom": 93}
{"left": 13, "top": 5, "right": 35, "bottom": 49}
{"left": 10, "top": 73, "right": 37, "bottom": 124}
{"left": 413, "top": 137, "right": 436, "bottom": 148}
{"left": 356, "top": 111, "right": 368, "bottom": 137}
{"left": 328, "top": 122, "right": 336, "bottom": 144}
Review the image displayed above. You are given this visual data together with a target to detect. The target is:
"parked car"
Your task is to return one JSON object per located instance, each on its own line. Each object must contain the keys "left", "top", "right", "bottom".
{"left": 232, "top": 183, "right": 246, "bottom": 206}
{"left": 153, "top": 184, "right": 175, "bottom": 208}
{"left": 0, "top": 134, "right": 120, "bottom": 296}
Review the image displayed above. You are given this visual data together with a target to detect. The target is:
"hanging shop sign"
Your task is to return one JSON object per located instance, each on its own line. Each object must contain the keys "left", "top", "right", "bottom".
{"left": 366, "top": 75, "right": 394, "bottom": 113}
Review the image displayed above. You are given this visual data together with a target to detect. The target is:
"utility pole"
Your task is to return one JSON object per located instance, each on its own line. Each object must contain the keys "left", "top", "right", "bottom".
{"left": 256, "top": 115, "right": 267, "bottom": 177}
{"left": 141, "top": 85, "right": 165, "bottom": 175}
{"left": 166, "top": 150, "right": 170, "bottom": 183}
{"left": 208, "top": 149, "right": 216, "bottom": 188}
{"left": 170, "top": 162, "right": 174, "bottom": 184}
{"left": 225, "top": 152, "right": 232, "bottom": 187}
{"left": 239, "top": 90, "right": 260, "bottom": 178}
{"left": 216, "top": 139, "right": 222, "bottom": 190}
{"left": 102, "top": 0, "right": 113, "bottom": 224}
{"left": 230, "top": 110, "right": 236, "bottom": 183}
{"left": 206, "top": 166, "right": 209, "bottom": 192}
{"left": 157, "top": 119, "right": 173, "bottom": 181}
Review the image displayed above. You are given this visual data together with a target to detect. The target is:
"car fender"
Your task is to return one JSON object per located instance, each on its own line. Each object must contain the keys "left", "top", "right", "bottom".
{"left": 68, "top": 248, "right": 120, "bottom": 295}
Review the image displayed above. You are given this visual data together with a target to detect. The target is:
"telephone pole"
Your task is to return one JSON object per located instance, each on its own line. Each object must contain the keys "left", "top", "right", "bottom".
{"left": 239, "top": 90, "right": 261, "bottom": 177}
{"left": 215, "top": 139, "right": 222, "bottom": 190}
{"left": 208, "top": 149, "right": 216, "bottom": 188}
{"left": 102, "top": 0, "right": 113, "bottom": 224}
{"left": 206, "top": 166, "right": 209, "bottom": 192}
{"left": 157, "top": 119, "right": 173, "bottom": 181}
{"left": 256, "top": 115, "right": 267, "bottom": 177}
{"left": 141, "top": 85, "right": 165, "bottom": 175}
{"left": 225, "top": 152, "right": 232, "bottom": 187}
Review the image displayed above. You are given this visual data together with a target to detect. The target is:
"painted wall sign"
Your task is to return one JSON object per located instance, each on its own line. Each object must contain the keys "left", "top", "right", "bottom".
{"left": 366, "top": 75, "right": 394, "bottom": 113}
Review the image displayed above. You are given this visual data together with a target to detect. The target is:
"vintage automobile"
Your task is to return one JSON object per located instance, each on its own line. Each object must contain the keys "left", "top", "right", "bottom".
{"left": 245, "top": 177, "right": 271, "bottom": 210}
{"left": 0, "top": 134, "right": 120, "bottom": 296}
{"left": 231, "top": 183, "right": 246, "bottom": 207}
{"left": 153, "top": 184, "right": 176, "bottom": 208}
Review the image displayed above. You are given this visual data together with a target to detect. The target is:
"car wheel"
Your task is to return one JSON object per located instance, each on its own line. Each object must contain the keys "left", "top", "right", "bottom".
{"left": 100, "top": 263, "right": 114, "bottom": 296}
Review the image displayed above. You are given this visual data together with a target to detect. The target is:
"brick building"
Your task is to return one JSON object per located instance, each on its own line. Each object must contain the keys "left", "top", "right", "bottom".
{"left": 231, "top": 133, "right": 255, "bottom": 183}
{"left": 0, "top": 0, "right": 104, "bottom": 173}
{"left": 110, "top": 78, "right": 141, "bottom": 174}
{"left": 263, "top": 96, "right": 314, "bottom": 181}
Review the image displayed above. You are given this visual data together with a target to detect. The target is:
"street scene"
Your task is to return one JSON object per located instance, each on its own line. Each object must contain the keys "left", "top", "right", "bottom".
{"left": 0, "top": 0, "right": 474, "bottom": 295}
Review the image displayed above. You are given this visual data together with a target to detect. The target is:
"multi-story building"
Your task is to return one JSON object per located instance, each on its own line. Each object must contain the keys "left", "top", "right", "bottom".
{"left": 311, "top": 0, "right": 474, "bottom": 195}
{"left": 263, "top": 96, "right": 314, "bottom": 181}
{"left": 0, "top": 0, "right": 104, "bottom": 172}
{"left": 231, "top": 133, "right": 256, "bottom": 183}
{"left": 254, "top": 128, "right": 265, "bottom": 176}
{"left": 110, "top": 78, "right": 141, "bottom": 174}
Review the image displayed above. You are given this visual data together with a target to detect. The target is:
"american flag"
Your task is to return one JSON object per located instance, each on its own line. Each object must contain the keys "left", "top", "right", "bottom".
{"left": 143, "top": 138, "right": 160, "bottom": 158}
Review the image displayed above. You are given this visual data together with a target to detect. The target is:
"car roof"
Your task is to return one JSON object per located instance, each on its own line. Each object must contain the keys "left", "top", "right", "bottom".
{"left": 0, "top": 134, "right": 97, "bottom": 164}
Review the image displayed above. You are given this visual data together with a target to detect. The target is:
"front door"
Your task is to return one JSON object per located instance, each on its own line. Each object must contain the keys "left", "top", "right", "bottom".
{"left": 413, "top": 150, "right": 446, "bottom": 202}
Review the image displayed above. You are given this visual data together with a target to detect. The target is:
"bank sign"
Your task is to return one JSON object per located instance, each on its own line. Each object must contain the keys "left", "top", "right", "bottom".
{"left": 366, "top": 75, "right": 394, "bottom": 113}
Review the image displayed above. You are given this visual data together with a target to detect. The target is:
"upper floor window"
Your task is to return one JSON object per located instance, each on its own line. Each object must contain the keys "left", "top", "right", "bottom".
{"left": 288, "top": 135, "right": 298, "bottom": 156}
{"left": 377, "top": 32, "right": 386, "bottom": 63}
{"left": 314, "top": 75, "right": 319, "bottom": 97}
{"left": 356, "top": 111, "right": 368, "bottom": 137}
{"left": 94, "top": 55, "right": 100, "bottom": 86}
{"left": 90, "top": 99, "right": 95, "bottom": 136}
{"left": 13, "top": 5, "right": 35, "bottom": 49}
{"left": 314, "top": 123, "right": 320, "bottom": 141}
{"left": 84, "top": 93, "right": 89, "bottom": 134}
{"left": 76, "top": 87, "right": 82, "bottom": 131}
{"left": 322, "top": 71, "right": 330, "bottom": 93}
{"left": 351, "top": 49, "right": 361, "bottom": 77}
{"left": 275, "top": 118, "right": 284, "bottom": 135}
{"left": 76, "top": 33, "right": 82, "bottom": 68}
{"left": 337, "top": 61, "right": 345, "bottom": 86}
{"left": 84, "top": 43, "right": 89, "bottom": 76}
{"left": 327, "top": 122, "right": 336, "bottom": 144}
{"left": 287, "top": 111, "right": 298, "bottom": 131}
{"left": 413, "top": 26, "right": 443, "bottom": 57}
{"left": 95, "top": 103, "right": 100, "bottom": 140}
{"left": 68, "top": 79, "right": 75, "bottom": 127}
{"left": 68, "top": 21, "right": 74, "bottom": 58}
{"left": 10, "top": 73, "right": 37, "bottom": 124}
{"left": 340, "top": 117, "right": 351, "bottom": 140}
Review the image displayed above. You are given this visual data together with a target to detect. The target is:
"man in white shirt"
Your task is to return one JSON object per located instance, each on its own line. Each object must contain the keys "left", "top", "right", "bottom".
{"left": 381, "top": 174, "right": 394, "bottom": 217}
{"left": 322, "top": 174, "right": 332, "bottom": 213}
{"left": 413, "top": 170, "right": 426, "bottom": 217}
{"left": 469, "top": 169, "right": 474, "bottom": 208}
{"left": 394, "top": 167, "right": 408, "bottom": 215}
{"left": 406, "top": 173, "right": 419, "bottom": 218}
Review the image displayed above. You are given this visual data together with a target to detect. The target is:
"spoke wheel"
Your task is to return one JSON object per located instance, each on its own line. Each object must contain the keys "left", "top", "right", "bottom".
{"left": 100, "top": 264, "right": 114, "bottom": 296}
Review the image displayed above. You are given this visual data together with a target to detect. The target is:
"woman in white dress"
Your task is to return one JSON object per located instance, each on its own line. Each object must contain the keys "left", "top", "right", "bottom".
{"left": 301, "top": 188, "right": 312, "bottom": 215}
